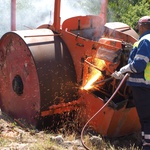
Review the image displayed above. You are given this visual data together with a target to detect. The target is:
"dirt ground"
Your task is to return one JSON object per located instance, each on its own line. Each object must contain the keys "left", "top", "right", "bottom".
{"left": 0, "top": 109, "right": 142, "bottom": 150}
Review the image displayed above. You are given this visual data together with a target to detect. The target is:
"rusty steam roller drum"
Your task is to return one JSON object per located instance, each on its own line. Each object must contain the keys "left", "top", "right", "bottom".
{"left": 0, "top": 28, "right": 77, "bottom": 127}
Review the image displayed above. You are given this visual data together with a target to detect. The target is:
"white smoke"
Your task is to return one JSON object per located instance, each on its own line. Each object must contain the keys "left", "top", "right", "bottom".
{"left": 16, "top": 0, "right": 54, "bottom": 30}
{"left": 61, "top": 0, "right": 86, "bottom": 22}
{"left": 0, "top": 0, "right": 98, "bottom": 38}
{"left": 0, "top": 0, "right": 11, "bottom": 37}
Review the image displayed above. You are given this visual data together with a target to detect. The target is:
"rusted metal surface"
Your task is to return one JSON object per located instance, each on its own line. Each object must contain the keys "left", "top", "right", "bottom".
{"left": 0, "top": 31, "right": 40, "bottom": 126}
{"left": 0, "top": 29, "right": 77, "bottom": 126}
{"left": 41, "top": 99, "right": 84, "bottom": 117}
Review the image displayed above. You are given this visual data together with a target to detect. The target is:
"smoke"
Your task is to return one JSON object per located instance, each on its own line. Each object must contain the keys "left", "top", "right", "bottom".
{"left": 16, "top": 0, "right": 54, "bottom": 30}
{"left": 61, "top": 0, "right": 86, "bottom": 22}
{"left": 0, "top": 0, "right": 99, "bottom": 38}
{"left": 0, "top": 0, "right": 11, "bottom": 37}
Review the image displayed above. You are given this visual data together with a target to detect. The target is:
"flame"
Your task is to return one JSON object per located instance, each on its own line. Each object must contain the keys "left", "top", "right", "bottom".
{"left": 82, "top": 59, "right": 106, "bottom": 90}
{"left": 83, "top": 71, "right": 102, "bottom": 90}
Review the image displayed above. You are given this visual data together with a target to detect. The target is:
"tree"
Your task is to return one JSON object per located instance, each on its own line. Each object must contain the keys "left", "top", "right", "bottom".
{"left": 120, "top": 0, "right": 150, "bottom": 28}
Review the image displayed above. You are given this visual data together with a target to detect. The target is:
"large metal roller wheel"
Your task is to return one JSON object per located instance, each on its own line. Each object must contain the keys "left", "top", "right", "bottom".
{"left": 0, "top": 29, "right": 77, "bottom": 127}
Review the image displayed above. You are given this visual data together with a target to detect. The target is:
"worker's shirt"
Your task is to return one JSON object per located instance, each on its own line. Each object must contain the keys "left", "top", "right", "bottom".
{"left": 127, "top": 30, "right": 150, "bottom": 88}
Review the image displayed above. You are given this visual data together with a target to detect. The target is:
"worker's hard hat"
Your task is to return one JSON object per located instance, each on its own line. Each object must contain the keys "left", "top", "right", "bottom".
{"left": 138, "top": 16, "right": 150, "bottom": 24}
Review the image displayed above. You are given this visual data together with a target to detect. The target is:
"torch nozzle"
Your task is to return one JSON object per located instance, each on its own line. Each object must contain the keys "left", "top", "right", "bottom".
{"left": 93, "top": 77, "right": 113, "bottom": 85}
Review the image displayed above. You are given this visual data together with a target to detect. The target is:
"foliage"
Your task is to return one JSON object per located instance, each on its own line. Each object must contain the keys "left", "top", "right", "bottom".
{"left": 108, "top": 0, "right": 150, "bottom": 29}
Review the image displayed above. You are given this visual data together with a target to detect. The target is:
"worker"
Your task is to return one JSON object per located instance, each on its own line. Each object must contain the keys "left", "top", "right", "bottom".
{"left": 112, "top": 16, "right": 150, "bottom": 150}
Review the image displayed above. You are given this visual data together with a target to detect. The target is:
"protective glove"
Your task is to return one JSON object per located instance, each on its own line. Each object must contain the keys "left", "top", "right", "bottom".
{"left": 119, "top": 64, "right": 132, "bottom": 74}
{"left": 111, "top": 71, "right": 124, "bottom": 80}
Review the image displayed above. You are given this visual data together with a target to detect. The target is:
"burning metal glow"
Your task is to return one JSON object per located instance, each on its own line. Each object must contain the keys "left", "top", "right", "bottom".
{"left": 83, "top": 71, "right": 102, "bottom": 90}
{"left": 82, "top": 59, "right": 106, "bottom": 90}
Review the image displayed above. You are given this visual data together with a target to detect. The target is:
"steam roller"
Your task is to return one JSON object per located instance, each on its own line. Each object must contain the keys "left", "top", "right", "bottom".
{"left": 0, "top": 29, "right": 78, "bottom": 127}
{"left": 0, "top": 0, "right": 142, "bottom": 138}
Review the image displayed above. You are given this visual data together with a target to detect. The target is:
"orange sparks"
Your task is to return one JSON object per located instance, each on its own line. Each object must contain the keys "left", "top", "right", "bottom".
{"left": 82, "top": 58, "right": 106, "bottom": 90}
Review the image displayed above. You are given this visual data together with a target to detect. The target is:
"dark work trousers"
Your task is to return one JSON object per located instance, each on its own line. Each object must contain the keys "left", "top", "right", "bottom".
{"left": 131, "top": 86, "right": 150, "bottom": 150}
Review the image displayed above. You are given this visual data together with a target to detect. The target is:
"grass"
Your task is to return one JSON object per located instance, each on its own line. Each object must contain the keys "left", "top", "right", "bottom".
{"left": 0, "top": 110, "right": 142, "bottom": 150}
{"left": 0, "top": 126, "right": 141, "bottom": 150}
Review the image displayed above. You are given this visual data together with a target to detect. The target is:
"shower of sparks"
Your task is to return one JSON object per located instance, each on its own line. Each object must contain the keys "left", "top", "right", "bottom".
{"left": 83, "top": 72, "right": 102, "bottom": 90}
{"left": 82, "top": 58, "right": 106, "bottom": 90}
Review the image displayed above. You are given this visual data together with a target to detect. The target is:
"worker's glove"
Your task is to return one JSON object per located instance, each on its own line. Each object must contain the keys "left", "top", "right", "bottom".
{"left": 111, "top": 71, "right": 124, "bottom": 80}
{"left": 119, "top": 64, "right": 132, "bottom": 74}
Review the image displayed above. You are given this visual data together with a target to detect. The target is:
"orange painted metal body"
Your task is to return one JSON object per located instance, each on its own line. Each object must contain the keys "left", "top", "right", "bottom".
{"left": 46, "top": 0, "right": 141, "bottom": 137}
{"left": 0, "top": 0, "right": 141, "bottom": 137}
{"left": 79, "top": 90, "right": 140, "bottom": 137}
{"left": 55, "top": 13, "right": 140, "bottom": 137}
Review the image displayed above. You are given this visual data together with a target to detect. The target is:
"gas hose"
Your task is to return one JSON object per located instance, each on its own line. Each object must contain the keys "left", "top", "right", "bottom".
{"left": 81, "top": 73, "right": 130, "bottom": 150}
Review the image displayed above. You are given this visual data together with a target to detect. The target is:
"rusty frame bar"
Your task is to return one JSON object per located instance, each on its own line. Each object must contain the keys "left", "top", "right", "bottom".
{"left": 53, "top": 0, "right": 61, "bottom": 32}
{"left": 11, "top": 0, "right": 16, "bottom": 31}
{"left": 99, "top": 0, "right": 108, "bottom": 25}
